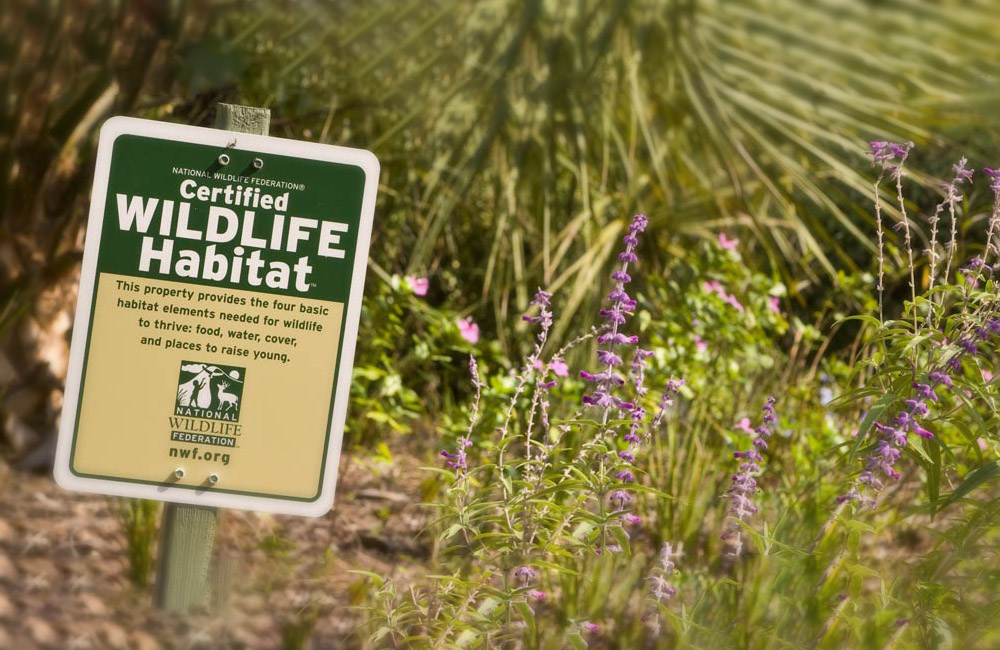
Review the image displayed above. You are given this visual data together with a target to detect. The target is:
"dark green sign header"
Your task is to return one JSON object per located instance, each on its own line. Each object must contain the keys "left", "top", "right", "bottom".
{"left": 98, "top": 134, "right": 367, "bottom": 303}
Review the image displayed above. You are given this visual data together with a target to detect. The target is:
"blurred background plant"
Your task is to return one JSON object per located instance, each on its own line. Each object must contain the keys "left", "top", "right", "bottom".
{"left": 113, "top": 497, "right": 160, "bottom": 589}
{"left": 3, "top": 0, "right": 1000, "bottom": 462}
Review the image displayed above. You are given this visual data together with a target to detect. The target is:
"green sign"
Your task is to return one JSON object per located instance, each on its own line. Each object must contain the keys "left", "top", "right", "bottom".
{"left": 55, "top": 117, "right": 379, "bottom": 516}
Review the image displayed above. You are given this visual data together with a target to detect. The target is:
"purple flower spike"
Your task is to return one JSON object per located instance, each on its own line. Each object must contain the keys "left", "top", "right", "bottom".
{"left": 984, "top": 167, "right": 1000, "bottom": 193}
{"left": 869, "top": 140, "right": 913, "bottom": 164}
{"left": 582, "top": 214, "right": 649, "bottom": 413}
{"left": 722, "top": 397, "right": 776, "bottom": 555}
{"left": 952, "top": 157, "right": 974, "bottom": 184}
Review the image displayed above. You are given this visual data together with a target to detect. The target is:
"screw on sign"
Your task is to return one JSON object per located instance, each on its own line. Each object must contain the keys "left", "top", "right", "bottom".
{"left": 53, "top": 104, "right": 379, "bottom": 610}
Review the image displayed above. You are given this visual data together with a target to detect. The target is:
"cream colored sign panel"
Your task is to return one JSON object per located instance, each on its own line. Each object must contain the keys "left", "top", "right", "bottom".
{"left": 72, "top": 273, "right": 343, "bottom": 498}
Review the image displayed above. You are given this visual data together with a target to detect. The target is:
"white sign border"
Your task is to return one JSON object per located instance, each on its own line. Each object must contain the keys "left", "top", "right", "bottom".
{"left": 54, "top": 116, "right": 379, "bottom": 517}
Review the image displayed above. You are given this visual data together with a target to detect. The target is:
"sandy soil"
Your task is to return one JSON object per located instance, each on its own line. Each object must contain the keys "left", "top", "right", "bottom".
{"left": 0, "top": 451, "right": 432, "bottom": 649}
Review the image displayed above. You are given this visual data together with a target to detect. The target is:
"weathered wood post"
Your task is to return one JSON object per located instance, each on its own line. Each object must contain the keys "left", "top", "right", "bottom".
{"left": 153, "top": 102, "right": 271, "bottom": 612}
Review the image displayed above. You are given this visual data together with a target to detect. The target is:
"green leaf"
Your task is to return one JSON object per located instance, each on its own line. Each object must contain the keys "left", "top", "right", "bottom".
{"left": 851, "top": 391, "right": 898, "bottom": 456}
{"left": 513, "top": 601, "right": 536, "bottom": 637}
{"left": 937, "top": 461, "right": 1000, "bottom": 510}
{"left": 608, "top": 525, "right": 632, "bottom": 557}
{"left": 568, "top": 632, "right": 588, "bottom": 650}
{"left": 925, "top": 437, "right": 941, "bottom": 515}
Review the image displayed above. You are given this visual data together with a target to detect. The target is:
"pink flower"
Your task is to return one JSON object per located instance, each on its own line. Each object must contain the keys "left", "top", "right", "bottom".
{"left": 718, "top": 232, "right": 739, "bottom": 251}
{"left": 768, "top": 296, "right": 781, "bottom": 314}
{"left": 725, "top": 293, "right": 745, "bottom": 312}
{"left": 734, "top": 417, "right": 754, "bottom": 434}
{"left": 978, "top": 437, "right": 989, "bottom": 451}
{"left": 532, "top": 359, "right": 545, "bottom": 371}
{"left": 406, "top": 275, "right": 429, "bottom": 296}
{"left": 982, "top": 370, "right": 994, "bottom": 382}
{"left": 457, "top": 317, "right": 479, "bottom": 344}
{"left": 703, "top": 280, "right": 724, "bottom": 295}
{"left": 580, "top": 622, "right": 600, "bottom": 633}
{"left": 693, "top": 334, "right": 708, "bottom": 353}
{"left": 549, "top": 358, "right": 569, "bottom": 377}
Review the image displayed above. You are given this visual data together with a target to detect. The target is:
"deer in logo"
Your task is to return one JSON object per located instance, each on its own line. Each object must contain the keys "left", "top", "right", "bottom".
{"left": 215, "top": 380, "right": 239, "bottom": 412}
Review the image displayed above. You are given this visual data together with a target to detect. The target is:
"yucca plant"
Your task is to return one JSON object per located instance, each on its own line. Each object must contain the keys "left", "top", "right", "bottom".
{"left": 203, "top": 0, "right": 1000, "bottom": 336}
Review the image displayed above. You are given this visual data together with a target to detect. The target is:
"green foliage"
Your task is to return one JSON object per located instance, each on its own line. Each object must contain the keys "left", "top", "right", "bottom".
{"left": 112, "top": 498, "right": 160, "bottom": 589}
{"left": 349, "top": 269, "right": 506, "bottom": 445}
{"left": 168, "top": 0, "right": 1000, "bottom": 334}
{"left": 359, "top": 163, "right": 1000, "bottom": 647}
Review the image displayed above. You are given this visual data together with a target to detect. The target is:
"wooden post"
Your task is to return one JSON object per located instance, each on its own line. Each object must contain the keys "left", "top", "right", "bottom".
{"left": 153, "top": 103, "right": 270, "bottom": 611}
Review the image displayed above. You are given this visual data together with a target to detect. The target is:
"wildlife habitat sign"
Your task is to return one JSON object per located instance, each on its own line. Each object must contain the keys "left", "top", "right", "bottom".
{"left": 54, "top": 117, "right": 379, "bottom": 516}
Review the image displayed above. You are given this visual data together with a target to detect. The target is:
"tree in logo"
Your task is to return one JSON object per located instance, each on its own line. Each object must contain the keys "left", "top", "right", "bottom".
{"left": 176, "top": 362, "right": 245, "bottom": 418}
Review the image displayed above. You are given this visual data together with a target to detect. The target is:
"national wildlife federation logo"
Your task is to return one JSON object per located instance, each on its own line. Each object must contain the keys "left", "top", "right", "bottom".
{"left": 175, "top": 361, "right": 245, "bottom": 422}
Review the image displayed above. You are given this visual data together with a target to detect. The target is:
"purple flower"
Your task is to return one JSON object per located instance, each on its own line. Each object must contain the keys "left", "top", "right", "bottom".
{"left": 952, "top": 157, "right": 974, "bottom": 184}
{"left": 842, "top": 363, "right": 965, "bottom": 505}
{"left": 522, "top": 288, "right": 554, "bottom": 336}
{"left": 514, "top": 566, "right": 537, "bottom": 586}
{"left": 440, "top": 436, "right": 473, "bottom": 472}
{"left": 580, "top": 622, "right": 600, "bottom": 633}
{"left": 621, "top": 513, "right": 642, "bottom": 525}
{"left": 912, "top": 382, "right": 938, "bottom": 401}
{"left": 597, "top": 350, "right": 623, "bottom": 367}
{"left": 609, "top": 490, "right": 632, "bottom": 510}
{"left": 598, "top": 332, "right": 638, "bottom": 345}
{"left": 531, "top": 289, "right": 552, "bottom": 307}
{"left": 527, "top": 589, "right": 547, "bottom": 601}
{"left": 722, "top": 397, "right": 775, "bottom": 555}
{"left": 904, "top": 399, "right": 929, "bottom": 417}
{"left": 984, "top": 167, "right": 1000, "bottom": 193}
{"left": 869, "top": 140, "right": 913, "bottom": 164}
{"left": 929, "top": 371, "right": 953, "bottom": 388}
{"left": 649, "top": 543, "right": 678, "bottom": 600}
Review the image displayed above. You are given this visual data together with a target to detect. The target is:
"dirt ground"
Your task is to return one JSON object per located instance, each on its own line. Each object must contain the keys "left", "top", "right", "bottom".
{"left": 0, "top": 450, "right": 432, "bottom": 649}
